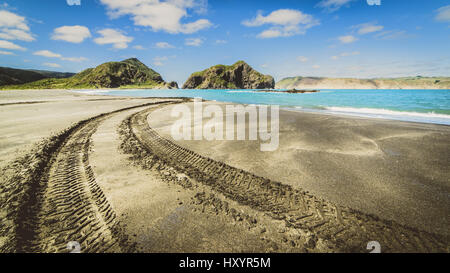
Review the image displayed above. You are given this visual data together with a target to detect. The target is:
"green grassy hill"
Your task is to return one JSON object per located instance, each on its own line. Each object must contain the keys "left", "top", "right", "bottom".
{"left": 1, "top": 58, "right": 178, "bottom": 90}
{"left": 0, "top": 67, "right": 74, "bottom": 86}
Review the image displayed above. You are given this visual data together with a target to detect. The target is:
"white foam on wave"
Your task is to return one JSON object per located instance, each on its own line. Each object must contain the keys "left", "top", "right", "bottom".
{"left": 325, "top": 106, "right": 450, "bottom": 119}
{"left": 226, "top": 90, "right": 260, "bottom": 94}
{"left": 322, "top": 106, "right": 450, "bottom": 125}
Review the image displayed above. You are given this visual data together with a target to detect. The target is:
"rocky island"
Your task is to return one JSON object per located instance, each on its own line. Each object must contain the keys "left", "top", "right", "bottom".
{"left": 182, "top": 61, "right": 274, "bottom": 89}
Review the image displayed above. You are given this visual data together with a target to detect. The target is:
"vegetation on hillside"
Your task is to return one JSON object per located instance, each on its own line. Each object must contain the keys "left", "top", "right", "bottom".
{"left": 1, "top": 58, "right": 177, "bottom": 90}
{"left": 183, "top": 61, "right": 274, "bottom": 89}
{"left": 0, "top": 67, "right": 74, "bottom": 86}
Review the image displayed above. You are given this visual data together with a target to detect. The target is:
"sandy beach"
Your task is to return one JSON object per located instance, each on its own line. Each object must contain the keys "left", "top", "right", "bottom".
{"left": 0, "top": 90, "right": 448, "bottom": 253}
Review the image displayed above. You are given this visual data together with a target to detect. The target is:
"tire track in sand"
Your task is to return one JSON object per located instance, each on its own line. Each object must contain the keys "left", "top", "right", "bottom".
{"left": 8, "top": 100, "right": 184, "bottom": 253}
{"left": 122, "top": 106, "right": 449, "bottom": 253}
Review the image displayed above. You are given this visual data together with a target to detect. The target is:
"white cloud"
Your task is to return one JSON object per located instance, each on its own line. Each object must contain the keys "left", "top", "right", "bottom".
{"left": 316, "top": 0, "right": 355, "bottom": 12}
{"left": 94, "top": 28, "right": 133, "bottom": 49}
{"left": 61, "top": 56, "right": 88, "bottom": 62}
{"left": 34, "top": 50, "right": 61, "bottom": 58}
{"left": 0, "top": 10, "right": 35, "bottom": 42}
{"left": 0, "top": 40, "right": 26, "bottom": 50}
{"left": 181, "top": 19, "right": 212, "bottom": 34}
{"left": 354, "top": 22, "right": 384, "bottom": 35}
{"left": 340, "top": 51, "right": 359, "bottom": 56}
{"left": 215, "top": 39, "right": 227, "bottom": 44}
{"left": 153, "top": 55, "right": 176, "bottom": 66}
{"left": 338, "top": 35, "right": 358, "bottom": 43}
{"left": 185, "top": 37, "right": 203, "bottom": 46}
{"left": 297, "top": 56, "right": 308, "bottom": 62}
{"left": 257, "top": 29, "right": 282, "bottom": 39}
{"left": 34, "top": 50, "right": 87, "bottom": 62}
{"left": 0, "top": 28, "right": 34, "bottom": 42}
{"left": 67, "top": 0, "right": 81, "bottom": 6}
{"left": 435, "top": 5, "right": 450, "bottom": 22}
{"left": 153, "top": 56, "right": 168, "bottom": 66}
{"left": 43, "top": 62, "right": 61, "bottom": 68}
{"left": 99, "top": 0, "right": 212, "bottom": 34}
{"left": 133, "top": 45, "right": 145, "bottom": 50}
{"left": 331, "top": 51, "right": 360, "bottom": 60}
{"left": 0, "top": 50, "right": 14, "bottom": 55}
{"left": 375, "top": 30, "right": 410, "bottom": 40}
{"left": 52, "top": 25, "right": 91, "bottom": 43}
{"left": 312, "top": 65, "right": 320, "bottom": 69}
{"left": 242, "top": 9, "right": 319, "bottom": 38}
{"left": 155, "top": 41, "right": 175, "bottom": 48}
{"left": 0, "top": 10, "right": 29, "bottom": 31}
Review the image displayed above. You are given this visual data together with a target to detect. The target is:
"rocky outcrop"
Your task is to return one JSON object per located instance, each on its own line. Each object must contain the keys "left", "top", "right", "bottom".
{"left": 182, "top": 61, "right": 275, "bottom": 89}
{"left": 166, "top": 81, "right": 179, "bottom": 89}
{"left": 71, "top": 58, "right": 174, "bottom": 88}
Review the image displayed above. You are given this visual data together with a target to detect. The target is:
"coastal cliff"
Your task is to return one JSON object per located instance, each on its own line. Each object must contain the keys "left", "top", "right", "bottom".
{"left": 276, "top": 76, "right": 450, "bottom": 90}
{"left": 182, "top": 61, "right": 274, "bottom": 89}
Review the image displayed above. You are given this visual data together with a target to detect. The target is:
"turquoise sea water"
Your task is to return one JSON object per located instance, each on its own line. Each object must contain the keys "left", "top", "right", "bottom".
{"left": 77, "top": 89, "right": 450, "bottom": 125}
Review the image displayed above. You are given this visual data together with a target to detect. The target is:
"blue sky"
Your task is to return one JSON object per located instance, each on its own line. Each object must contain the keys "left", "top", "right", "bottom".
{"left": 0, "top": 0, "right": 449, "bottom": 84}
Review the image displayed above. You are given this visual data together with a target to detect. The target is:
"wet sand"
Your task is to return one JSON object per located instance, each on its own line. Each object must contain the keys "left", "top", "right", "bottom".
{"left": 150, "top": 102, "right": 450, "bottom": 236}
{"left": 0, "top": 90, "right": 448, "bottom": 253}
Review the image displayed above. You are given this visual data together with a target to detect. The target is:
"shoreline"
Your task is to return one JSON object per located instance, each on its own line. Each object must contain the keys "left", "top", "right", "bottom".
{"left": 0, "top": 90, "right": 449, "bottom": 252}
{"left": 149, "top": 101, "right": 450, "bottom": 237}
{"left": 71, "top": 89, "right": 450, "bottom": 126}
{"left": 283, "top": 107, "right": 450, "bottom": 127}
{"left": 1, "top": 88, "right": 449, "bottom": 126}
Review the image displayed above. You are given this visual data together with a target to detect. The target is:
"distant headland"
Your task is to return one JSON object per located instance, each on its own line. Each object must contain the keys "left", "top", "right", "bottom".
{"left": 276, "top": 76, "right": 450, "bottom": 90}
